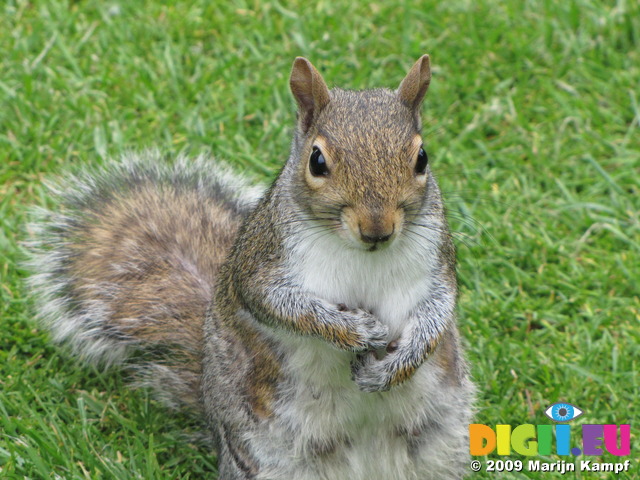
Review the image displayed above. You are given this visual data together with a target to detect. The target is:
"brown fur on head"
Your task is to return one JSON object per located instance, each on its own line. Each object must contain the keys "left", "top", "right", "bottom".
{"left": 289, "top": 56, "right": 433, "bottom": 251}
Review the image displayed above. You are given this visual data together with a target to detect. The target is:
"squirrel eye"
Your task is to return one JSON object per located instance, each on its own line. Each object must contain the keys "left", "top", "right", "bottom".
{"left": 309, "top": 147, "right": 329, "bottom": 177}
{"left": 415, "top": 147, "right": 428, "bottom": 175}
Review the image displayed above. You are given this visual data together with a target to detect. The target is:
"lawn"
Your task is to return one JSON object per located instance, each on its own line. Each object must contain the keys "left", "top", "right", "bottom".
{"left": 1, "top": 0, "right": 638, "bottom": 478}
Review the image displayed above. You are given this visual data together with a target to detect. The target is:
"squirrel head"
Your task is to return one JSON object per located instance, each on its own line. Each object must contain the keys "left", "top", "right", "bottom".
{"left": 288, "top": 56, "right": 433, "bottom": 252}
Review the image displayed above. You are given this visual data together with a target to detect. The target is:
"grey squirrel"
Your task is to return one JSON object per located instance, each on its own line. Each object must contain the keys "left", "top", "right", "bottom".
{"left": 26, "top": 55, "right": 474, "bottom": 480}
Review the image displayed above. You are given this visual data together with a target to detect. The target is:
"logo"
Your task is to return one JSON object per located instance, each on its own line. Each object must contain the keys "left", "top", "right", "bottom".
{"left": 544, "top": 402, "right": 583, "bottom": 422}
{"left": 470, "top": 403, "right": 631, "bottom": 457}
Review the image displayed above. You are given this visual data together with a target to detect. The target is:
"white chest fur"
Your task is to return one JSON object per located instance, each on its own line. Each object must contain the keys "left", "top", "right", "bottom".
{"left": 288, "top": 226, "right": 442, "bottom": 337}
{"left": 252, "top": 225, "right": 451, "bottom": 479}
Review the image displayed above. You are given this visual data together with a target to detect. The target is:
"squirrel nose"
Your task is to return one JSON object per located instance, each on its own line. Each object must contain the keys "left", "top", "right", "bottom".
{"left": 359, "top": 226, "right": 394, "bottom": 245}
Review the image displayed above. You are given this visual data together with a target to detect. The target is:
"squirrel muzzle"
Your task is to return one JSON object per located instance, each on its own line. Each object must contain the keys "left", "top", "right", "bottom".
{"left": 342, "top": 205, "right": 404, "bottom": 250}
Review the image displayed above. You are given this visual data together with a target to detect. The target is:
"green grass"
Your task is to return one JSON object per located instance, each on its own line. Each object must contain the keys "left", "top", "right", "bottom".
{"left": 1, "top": 0, "right": 638, "bottom": 478}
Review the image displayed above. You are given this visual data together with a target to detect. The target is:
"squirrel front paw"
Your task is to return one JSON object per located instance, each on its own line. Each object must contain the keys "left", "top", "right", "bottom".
{"left": 351, "top": 342, "right": 418, "bottom": 393}
{"left": 351, "top": 351, "right": 394, "bottom": 392}
{"left": 333, "top": 304, "right": 388, "bottom": 353}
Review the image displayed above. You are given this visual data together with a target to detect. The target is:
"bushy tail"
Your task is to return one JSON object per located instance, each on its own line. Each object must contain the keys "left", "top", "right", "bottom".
{"left": 25, "top": 151, "right": 262, "bottom": 412}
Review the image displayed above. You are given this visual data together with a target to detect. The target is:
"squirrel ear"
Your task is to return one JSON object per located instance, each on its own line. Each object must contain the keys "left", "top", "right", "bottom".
{"left": 290, "top": 57, "right": 331, "bottom": 133}
{"left": 397, "top": 55, "right": 431, "bottom": 110}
